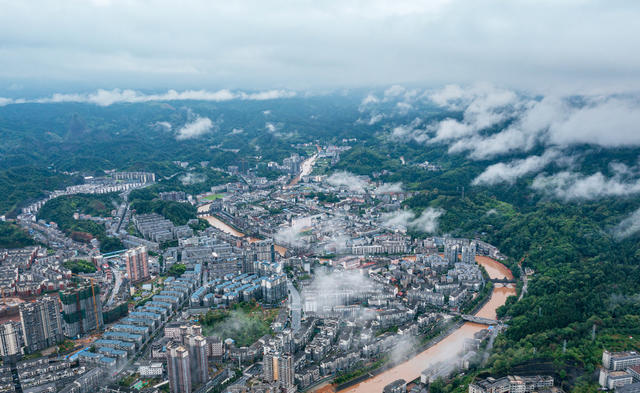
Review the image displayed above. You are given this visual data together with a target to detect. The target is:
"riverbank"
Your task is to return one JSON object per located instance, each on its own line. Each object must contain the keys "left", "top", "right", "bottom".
{"left": 332, "top": 257, "right": 517, "bottom": 393}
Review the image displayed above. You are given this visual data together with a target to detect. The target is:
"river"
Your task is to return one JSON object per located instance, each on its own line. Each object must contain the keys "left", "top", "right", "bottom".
{"left": 332, "top": 256, "right": 517, "bottom": 393}
{"left": 287, "top": 153, "right": 318, "bottom": 188}
{"left": 198, "top": 206, "right": 287, "bottom": 256}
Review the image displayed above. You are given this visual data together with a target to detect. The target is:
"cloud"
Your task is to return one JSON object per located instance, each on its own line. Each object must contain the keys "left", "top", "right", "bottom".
{"left": 179, "top": 172, "right": 206, "bottom": 185}
{"left": 381, "top": 207, "right": 444, "bottom": 233}
{"left": 274, "top": 220, "right": 308, "bottom": 248}
{"left": 359, "top": 94, "right": 380, "bottom": 111}
{"left": 531, "top": 170, "right": 640, "bottom": 201}
{"left": 472, "top": 149, "right": 562, "bottom": 186}
{"left": 153, "top": 121, "right": 172, "bottom": 131}
{"left": 411, "top": 208, "right": 444, "bottom": 233}
{"left": 375, "top": 182, "right": 403, "bottom": 194}
{"left": 326, "top": 171, "right": 369, "bottom": 193}
{"left": 612, "top": 207, "right": 640, "bottom": 240}
{"left": 427, "top": 84, "right": 521, "bottom": 144}
{"left": 420, "top": 87, "right": 640, "bottom": 160}
{"left": 384, "top": 85, "right": 406, "bottom": 100}
{"left": 390, "top": 118, "right": 428, "bottom": 143}
{"left": 176, "top": 117, "right": 214, "bottom": 140}
{"left": 230, "top": 127, "right": 244, "bottom": 134}
{"left": 265, "top": 122, "right": 283, "bottom": 133}
{"left": 381, "top": 210, "right": 415, "bottom": 230}
{"left": 547, "top": 98, "right": 640, "bottom": 147}
{"left": 1, "top": 1, "right": 640, "bottom": 92}
{"left": 0, "top": 88, "right": 296, "bottom": 107}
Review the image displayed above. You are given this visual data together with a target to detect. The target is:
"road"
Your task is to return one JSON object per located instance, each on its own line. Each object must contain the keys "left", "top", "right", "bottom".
{"left": 108, "top": 267, "right": 123, "bottom": 306}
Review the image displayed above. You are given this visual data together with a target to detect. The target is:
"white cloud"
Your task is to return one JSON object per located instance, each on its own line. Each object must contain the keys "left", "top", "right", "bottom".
{"left": 375, "top": 182, "right": 403, "bottom": 194}
{"left": 531, "top": 171, "right": 640, "bottom": 201}
{"left": 430, "top": 119, "right": 473, "bottom": 142}
{"left": 472, "top": 149, "right": 562, "bottom": 185}
{"left": 274, "top": 220, "right": 309, "bottom": 247}
{"left": 359, "top": 94, "right": 380, "bottom": 111}
{"left": 381, "top": 207, "right": 444, "bottom": 233}
{"left": 395, "top": 101, "right": 412, "bottom": 115}
{"left": 2, "top": 88, "right": 296, "bottom": 107}
{"left": 421, "top": 87, "right": 640, "bottom": 160}
{"left": 153, "top": 121, "right": 172, "bottom": 130}
{"left": 384, "top": 85, "right": 406, "bottom": 100}
{"left": 176, "top": 117, "right": 214, "bottom": 140}
{"left": 230, "top": 127, "right": 244, "bottom": 134}
{"left": 381, "top": 210, "right": 415, "bottom": 230}
{"left": 326, "top": 171, "right": 369, "bottom": 193}
{"left": 179, "top": 172, "right": 206, "bottom": 185}
{"left": 411, "top": 208, "right": 444, "bottom": 233}
{"left": 547, "top": 98, "right": 640, "bottom": 147}
{"left": 612, "top": 207, "right": 640, "bottom": 240}
{"left": 265, "top": 122, "right": 282, "bottom": 133}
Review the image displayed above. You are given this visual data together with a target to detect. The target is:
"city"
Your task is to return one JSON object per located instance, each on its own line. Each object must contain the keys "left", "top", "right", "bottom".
{"left": 1, "top": 1, "right": 640, "bottom": 393}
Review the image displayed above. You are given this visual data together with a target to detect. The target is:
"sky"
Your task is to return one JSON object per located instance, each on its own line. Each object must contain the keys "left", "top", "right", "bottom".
{"left": 1, "top": 0, "right": 640, "bottom": 96}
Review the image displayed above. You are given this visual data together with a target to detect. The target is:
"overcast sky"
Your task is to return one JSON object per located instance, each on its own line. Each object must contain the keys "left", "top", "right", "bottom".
{"left": 1, "top": 0, "right": 640, "bottom": 96}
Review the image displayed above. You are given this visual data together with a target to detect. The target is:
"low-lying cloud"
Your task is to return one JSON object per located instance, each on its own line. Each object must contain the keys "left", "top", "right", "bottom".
{"left": 326, "top": 171, "right": 369, "bottom": 193}
{"left": 472, "top": 149, "right": 563, "bottom": 186}
{"left": 176, "top": 117, "right": 214, "bottom": 140}
{"left": 179, "top": 172, "right": 206, "bottom": 185}
{"left": 381, "top": 207, "right": 444, "bottom": 233}
{"left": 0, "top": 88, "right": 296, "bottom": 107}
{"left": 153, "top": 121, "right": 172, "bottom": 131}
{"left": 424, "top": 85, "right": 640, "bottom": 160}
{"left": 531, "top": 170, "right": 640, "bottom": 201}
{"left": 612, "top": 208, "right": 640, "bottom": 240}
{"left": 375, "top": 182, "right": 403, "bottom": 194}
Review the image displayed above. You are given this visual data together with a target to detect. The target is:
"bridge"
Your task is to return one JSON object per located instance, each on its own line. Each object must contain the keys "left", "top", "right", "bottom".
{"left": 489, "top": 278, "right": 516, "bottom": 284}
{"left": 461, "top": 315, "right": 500, "bottom": 325}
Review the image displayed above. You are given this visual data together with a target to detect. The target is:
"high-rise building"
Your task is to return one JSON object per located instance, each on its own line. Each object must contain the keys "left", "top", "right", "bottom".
{"left": 461, "top": 241, "right": 477, "bottom": 264}
{"left": 254, "top": 239, "right": 276, "bottom": 264}
{"left": 263, "top": 346, "right": 295, "bottom": 390}
{"left": 278, "top": 353, "right": 295, "bottom": 389}
{"left": 445, "top": 242, "right": 458, "bottom": 264}
{"left": 263, "top": 347, "right": 276, "bottom": 383}
{"left": 167, "top": 341, "right": 191, "bottom": 393}
{"left": 59, "top": 286, "right": 104, "bottom": 338}
{"left": 0, "top": 321, "right": 23, "bottom": 358}
{"left": 186, "top": 335, "right": 208, "bottom": 387}
{"left": 125, "top": 246, "right": 150, "bottom": 283}
{"left": 19, "top": 296, "right": 64, "bottom": 353}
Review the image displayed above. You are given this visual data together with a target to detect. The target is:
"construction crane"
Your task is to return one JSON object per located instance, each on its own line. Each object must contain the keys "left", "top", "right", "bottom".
{"left": 70, "top": 273, "right": 101, "bottom": 331}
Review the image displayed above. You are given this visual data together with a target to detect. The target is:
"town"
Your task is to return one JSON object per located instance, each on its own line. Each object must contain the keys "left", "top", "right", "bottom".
{"left": 1, "top": 149, "right": 549, "bottom": 393}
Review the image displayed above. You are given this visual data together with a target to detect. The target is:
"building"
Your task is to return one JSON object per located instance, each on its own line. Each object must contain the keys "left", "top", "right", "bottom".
{"left": 263, "top": 346, "right": 295, "bottom": 389}
{"left": 167, "top": 341, "right": 191, "bottom": 393}
{"left": 186, "top": 334, "right": 208, "bottom": 387}
{"left": 19, "top": 296, "right": 64, "bottom": 353}
{"left": 599, "top": 351, "right": 640, "bottom": 390}
{"left": 0, "top": 321, "right": 22, "bottom": 358}
{"left": 206, "top": 336, "right": 224, "bottom": 358}
{"left": 139, "top": 362, "right": 164, "bottom": 377}
{"left": 124, "top": 246, "right": 150, "bottom": 283}
{"left": 603, "top": 351, "right": 640, "bottom": 371}
{"left": 383, "top": 379, "right": 407, "bottom": 393}
{"left": 59, "top": 285, "right": 104, "bottom": 338}
{"left": 278, "top": 353, "right": 295, "bottom": 390}
{"left": 469, "top": 375, "right": 554, "bottom": 393}
{"left": 599, "top": 370, "right": 634, "bottom": 390}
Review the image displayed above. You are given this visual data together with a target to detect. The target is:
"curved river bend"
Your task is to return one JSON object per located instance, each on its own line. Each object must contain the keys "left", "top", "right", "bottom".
{"left": 336, "top": 256, "right": 516, "bottom": 393}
